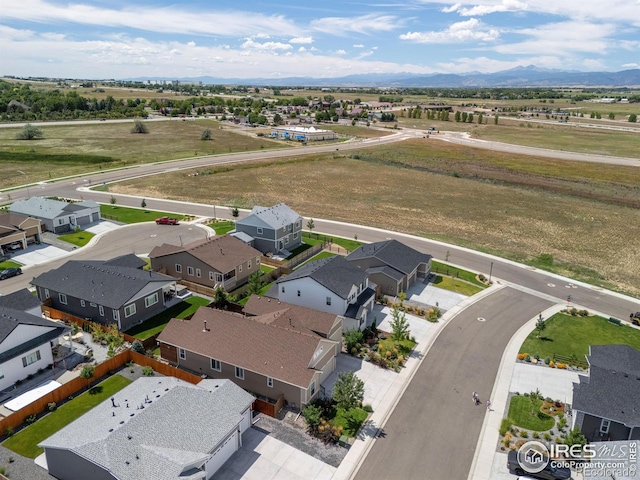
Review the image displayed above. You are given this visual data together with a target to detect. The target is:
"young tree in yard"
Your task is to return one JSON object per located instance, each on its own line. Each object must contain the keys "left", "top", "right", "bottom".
{"left": 535, "top": 313, "right": 546, "bottom": 338}
{"left": 213, "top": 286, "right": 228, "bottom": 308}
{"left": 332, "top": 371, "right": 365, "bottom": 410}
{"left": 390, "top": 304, "right": 410, "bottom": 342}
{"left": 302, "top": 404, "right": 323, "bottom": 429}
{"left": 80, "top": 365, "right": 95, "bottom": 389}
{"left": 245, "top": 271, "right": 265, "bottom": 296}
{"left": 529, "top": 389, "right": 542, "bottom": 416}
{"left": 563, "top": 427, "right": 587, "bottom": 447}
{"left": 110, "top": 195, "right": 117, "bottom": 205}
{"left": 307, "top": 218, "right": 315, "bottom": 236}
{"left": 141, "top": 198, "right": 147, "bottom": 208}
{"left": 131, "top": 340, "right": 146, "bottom": 355}
{"left": 230, "top": 206, "right": 239, "bottom": 218}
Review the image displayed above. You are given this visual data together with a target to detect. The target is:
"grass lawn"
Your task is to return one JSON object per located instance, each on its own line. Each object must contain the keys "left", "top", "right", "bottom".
{"left": 209, "top": 220, "right": 235, "bottom": 235}
{"left": 295, "top": 251, "right": 337, "bottom": 269}
{"left": 0, "top": 260, "right": 22, "bottom": 269}
{"left": 302, "top": 231, "right": 363, "bottom": 252}
{"left": 124, "top": 296, "right": 210, "bottom": 339}
{"left": 507, "top": 395, "right": 555, "bottom": 431}
{"left": 519, "top": 313, "right": 640, "bottom": 362}
{"left": 260, "top": 264, "right": 275, "bottom": 273}
{"left": 287, "top": 243, "right": 313, "bottom": 257}
{"left": 2, "top": 375, "right": 132, "bottom": 458}
{"left": 378, "top": 337, "right": 416, "bottom": 357}
{"left": 57, "top": 231, "right": 95, "bottom": 247}
{"left": 302, "top": 235, "right": 325, "bottom": 247}
{"left": 432, "top": 275, "right": 483, "bottom": 296}
{"left": 236, "top": 281, "right": 274, "bottom": 306}
{"left": 332, "top": 407, "right": 368, "bottom": 437}
{"left": 432, "top": 261, "right": 487, "bottom": 288}
{"left": 100, "top": 205, "right": 187, "bottom": 224}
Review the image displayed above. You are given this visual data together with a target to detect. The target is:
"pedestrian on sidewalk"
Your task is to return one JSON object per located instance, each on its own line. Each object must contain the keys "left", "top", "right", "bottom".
{"left": 472, "top": 391, "right": 478, "bottom": 405}
{"left": 486, "top": 400, "right": 492, "bottom": 411}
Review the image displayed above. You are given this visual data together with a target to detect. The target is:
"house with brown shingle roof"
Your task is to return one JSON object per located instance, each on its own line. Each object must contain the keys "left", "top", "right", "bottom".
{"left": 149, "top": 234, "right": 262, "bottom": 292}
{"left": 157, "top": 306, "right": 339, "bottom": 410}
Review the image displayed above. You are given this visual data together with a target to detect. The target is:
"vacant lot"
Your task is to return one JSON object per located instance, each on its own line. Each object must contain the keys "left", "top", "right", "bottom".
{"left": 108, "top": 139, "right": 640, "bottom": 296}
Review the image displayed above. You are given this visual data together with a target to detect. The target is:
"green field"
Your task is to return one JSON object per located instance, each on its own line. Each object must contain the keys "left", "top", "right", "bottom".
{"left": 2, "top": 375, "right": 132, "bottom": 458}
{"left": 519, "top": 313, "right": 640, "bottom": 361}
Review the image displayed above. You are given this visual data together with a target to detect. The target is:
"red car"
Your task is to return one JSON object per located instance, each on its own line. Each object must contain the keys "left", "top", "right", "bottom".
{"left": 155, "top": 216, "right": 179, "bottom": 225}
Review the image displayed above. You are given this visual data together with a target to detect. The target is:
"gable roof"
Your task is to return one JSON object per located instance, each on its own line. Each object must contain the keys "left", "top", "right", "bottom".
{"left": 572, "top": 345, "right": 640, "bottom": 427}
{"left": 31, "top": 259, "right": 175, "bottom": 309}
{"left": 243, "top": 295, "right": 340, "bottom": 337}
{"left": 9, "top": 197, "right": 69, "bottom": 220}
{"left": 158, "top": 307, "right": 331, "bottom": 388}
{"left": 236, "top": 203, "right": 301, "bottom": 230}
{"left": 0, "top": 306, "right": 70, "bottom": 363}
{"left": 0, "top": 289, "right": 42, "bottom": 312}
{"left": 104, "top": 254, "right": 147, "bottom": 270}
{"left": 39, "top": 377, "right": 254, "bottom": 480}
{"left": 346, "top": 239, "right": 432, "bottom": 275}
{"left": 0, "top": 212, "right": 35, "bottom": 230}
{"left": 277, "top": 255, "right": 368, "bottom": 299}
{"left": 149, "top": 235, "right": 261, "bottom": 273}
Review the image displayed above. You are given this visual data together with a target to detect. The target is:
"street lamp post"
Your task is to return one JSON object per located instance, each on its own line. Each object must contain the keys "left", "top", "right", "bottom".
{"left": 17, "top": 170, "right": 30, "bottom": 198}
{"left": 489, "top": 261, "right": 494, "bottom": 284}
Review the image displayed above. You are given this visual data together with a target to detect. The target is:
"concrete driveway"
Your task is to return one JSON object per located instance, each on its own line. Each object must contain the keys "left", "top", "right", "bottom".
{"left": 405, "top": 281, "right": 468, "bottom": 311}
{"left": 83, "top": 220, "right": 120, "bottom": 235}
{"left": 215, "top": 427, "right": 335, "bottom": 480}
{"left": 9, "top": 244, "right": 70, "bottom": 267}
{"left": 509, "top": 362, "right": 581, "bottom": 404}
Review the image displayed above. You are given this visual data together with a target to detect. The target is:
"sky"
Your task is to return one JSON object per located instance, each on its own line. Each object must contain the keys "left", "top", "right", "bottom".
{"left": 1, "top": 0, "right": 640, "bottom": 80}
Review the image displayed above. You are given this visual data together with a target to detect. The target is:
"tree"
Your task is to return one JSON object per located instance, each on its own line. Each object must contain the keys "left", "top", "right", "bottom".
{"left": 131, "top": 120, "right": 148, "bottom": 134}
{"left": 563, "top": 427, "right": 587, "bottom": 447}
{"left": 529, "top": 388, "right": 542, "bottom": 417}
{"left": 80, "top": 365, "right": 95, "bottom": 389}
{"left": 140, "top": 198, "right": 147, "bottom": 208}
{"left": 629, "top": 113, "right": 637, "bottom": 123}
{"left": 494, "top": 114, "right": 499, "bottom": 125}
{"left": 454, "top": 111, "right": 461, "bottom": 122}
{"left": 110, "top": 195, "right": 116, "bottom": 205}
{"left": 273, "top": 113, "right": 283, "bottom": 125}
{"left": 332, "top": 371, "right": 364, "bottom": 410}
{"left": 131, "top": 340, "right": 146, "bottom": 355}
{"left": 307, "top": 218, "right": 315, "bottom": 235}
{"left": 390, "top": 304, "right": 410, "bottom": 341}
{"left": 230, "top": 206, "right": 239, "bottom": 218}
{"left": 302, "top": 403, "right": 322, "bottom": 428}
{"left": 213, "top": 286, "right": 228, "bottom": 308}
{"left": 609, "top": 112, "right": 615, "bottom": 120}
{"left": 15, "top": 123, "right": 43, "bottom": 140}
{"left": 477, "top": 112, "right": 483, "bottom": 124}
{"left": 201, "top": 128, "right": 212, "bottom": 140}
{"left": 344, "top": 329, "right": 364, "bottom": 354}
{"left": 535, "top": 313, "right": 546, "bottom": 338}
{"left": 245, "top": 271, "right": 265, "bottom": 296}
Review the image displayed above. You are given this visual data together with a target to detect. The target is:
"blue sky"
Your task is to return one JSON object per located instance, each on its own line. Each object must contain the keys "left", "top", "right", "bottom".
{"left": 2, "top": 0, "right": 639, "bottom": 80}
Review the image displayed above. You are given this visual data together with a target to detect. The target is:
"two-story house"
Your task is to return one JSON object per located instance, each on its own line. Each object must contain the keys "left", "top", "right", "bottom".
{"left": 234, "top": 203, "right": 302, "bottom": 255}
{"left": 274, "top": 255, "right": 375, "bottom": 331}
{"left": 31, "top": 255, "right": 176, "bottom": 331}
{"left": 149, "top": 235, "right": 262, "bottom": 292}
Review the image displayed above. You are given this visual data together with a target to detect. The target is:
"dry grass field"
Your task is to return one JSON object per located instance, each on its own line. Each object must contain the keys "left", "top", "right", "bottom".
{"left": 108, "top": 139, "right": 640, "bottom": 297}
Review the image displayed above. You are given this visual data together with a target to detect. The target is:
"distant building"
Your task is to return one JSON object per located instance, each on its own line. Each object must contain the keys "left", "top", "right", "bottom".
{"left": 270, "top": 126, "right": 336, "bottom": 142}
{"left": 9, "top": 197, "right": 100, "bottom": 234}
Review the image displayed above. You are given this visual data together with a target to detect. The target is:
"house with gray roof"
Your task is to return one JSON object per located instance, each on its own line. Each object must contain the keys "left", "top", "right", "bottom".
{"left": 31, "top": 257, "right": 176, "bottom": 331}
{"left": 149, "top": 235, "right": 262, "bottom": 292}
{"left": 0, "top": 305, "right": 70, "bottom": 391}
{"left": 157, "top": 306, "right": 338, "bottom": 410}
{"left": 274, "top": 255, "right": 375, "bottom": 331}
{"left": 346, "top": 239, "right": 432, "bottom": 296}
{"left": 39, "top": 377, "right": 255, "bottom": 480}
{"left": 572, "top": 345, "right": 640, "bottom": 442}
{"left": 0, "top": 212, "right": 42, "bottom": 254}
{"left": 234, "top": 203, "right": 302, "bottom": 255}
{"left": 9, "top": 197, "right": 100, "bottom": 234}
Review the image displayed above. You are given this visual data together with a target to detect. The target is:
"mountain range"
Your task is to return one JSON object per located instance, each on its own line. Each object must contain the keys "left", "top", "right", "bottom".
{"left": 129, "top": 66, "right": 640, "bottom": 88}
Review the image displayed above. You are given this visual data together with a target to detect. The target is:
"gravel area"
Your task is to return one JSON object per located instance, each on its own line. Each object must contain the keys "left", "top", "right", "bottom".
{"left": 0, "top": 445, "right": 55, "bottom": 480}
{"left": 253, "top": 411, "right": 348, "bottom": 468}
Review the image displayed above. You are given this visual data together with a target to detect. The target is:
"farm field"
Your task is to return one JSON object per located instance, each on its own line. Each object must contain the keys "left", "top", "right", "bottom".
{"left": 106, "top": 139, "right": 640, "bottom": 297}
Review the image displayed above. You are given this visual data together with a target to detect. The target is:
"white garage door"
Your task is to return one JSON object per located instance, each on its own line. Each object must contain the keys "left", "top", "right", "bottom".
{"left": 240, "top": 408, "right": 251, "bottom": 434}
{"left": 205, "top": 431, "right": 238, "bottom": 479}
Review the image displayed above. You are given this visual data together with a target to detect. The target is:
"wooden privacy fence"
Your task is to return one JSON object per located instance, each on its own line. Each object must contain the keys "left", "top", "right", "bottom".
{"left": 260, "top": 242, "right": 326, "bottom": 270}
{"left": 253, "top": 394, "right": 285, "bottom": 418}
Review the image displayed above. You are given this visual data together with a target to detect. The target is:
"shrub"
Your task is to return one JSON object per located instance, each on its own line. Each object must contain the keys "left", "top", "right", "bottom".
{"left": 362, "top": 404, "right": 373, "bottom": 413}
{"left": 549, "top": 361, "right": 555, "bottom": 368}
{"left": 517, "top": 353, "right": 527, "bottom": 361}
{"left": 302, "top": 404, "right": 322, "bottom": 428}
{"left": 131, "top": 340, "right": 146, "bottom": 355}
{"left": 15, "top": 123, "right": 43, "bottom": 140}
{"left": 48, "top": 402, "right": 57, "bottom": 411}
{"left": 520, "top": 430, "right": 529, "bottom": 438}
{"left": 201, "top": 129, "right": 212, "bottom": 140}
{"left": 26, "top": 414, "right": 37, "bottom": 424}
{"left": 499, "top": 418, "right": 513, "bottom": 436}
{"left": 131, "top": 120, "right": 148, "bottom": 134}
{"left": 544, "top": 432, "right": 552, "bottom": 441}
{"left": 142, "top": 366, "right": 154, "bottom": 376}
{"left": 5, "top": 427, "right": 14, "bottom": 437}
{"left": 503, "top": 432, "right": 512, "bottom": 447}
{"left": 533, "top": 432, "right": 540, "bottom": 439}
{"left": 556, "top": 363, "right": 567, "bottom": 369}
{"left": 525, "top": 355, "right": 531, "bottom": 362}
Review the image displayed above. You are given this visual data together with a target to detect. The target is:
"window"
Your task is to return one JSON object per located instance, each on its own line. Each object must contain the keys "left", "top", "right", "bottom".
{"left": 145, "top": 293, "right": 158, "bottom": 308}
{"left": 257, "top": 227, "right": 263, "bottom": 235}
{"left": 295, "top": 221, "right": 300, "bottom": 228}
{"left": 285, "top": 236, "right": 289, "bottom": 245}
{"left": 297, "top": 290, "right": 301, "bottom": 297}
{"left": 196, "top": 268, "right": 201, "bottom": 278}
{"left": 175, "top": 264, "right": 182, "bottom": 273}
{"left": 326, "top": 297, "right": 332, "bottom": 306}
{"left": 187, "top": 266, "right": 194, "bottom": 276}
{"left": 178, "top": 348, "right": 186, "bottom": 360}
{"left": 600, "top": 419, "right": 610, "bottom": 434}
{"left": 310, "top": 381, "right": 316, "bottom": 396}
{"left": 124, "top": 304, "right": 136, "bottom": 317}
{"left": 281, "top": 286, "right": 285, "bottom": 293}
{"left": 248, "top": 259, "right": 252, "bottom": 269}
{"left": 256, "top": 256, "right": 260, "bottom": 264}
{"left": 209, "top": 271, "right": 215, "bottom": 281}
{"left": 80, "top": 299, "right": 85, "bottom": 307}
{"left": 267, "top": 377, "right": 274, "bottom": 388}
{"left": 59, "top": 293, "right": 67, "bottom": 305}
{"left": 235, "top": 366, "right": 245, "bottom": 380}
{"left": 293, "top": 232, "right": 298, "bottom": 239}
{"left": 216, "top": 273, "right": 223, "bottom": 282}
{"left": 44, "top": 289, "right": 50, "bottom": 299}
{"left": 22, "top": 350, "right": 41, "bottom": 368}
{"left": 288, "top": 224, "right": 292, "bottom": 231}
{"left": 239, "top": 264, "right": 242, "bottom": 272}
{"left": 210, "top": 358, "right": 221, "bottom": 371}
{"left": 113, "top": 310, "right": 120, "bottom": 322}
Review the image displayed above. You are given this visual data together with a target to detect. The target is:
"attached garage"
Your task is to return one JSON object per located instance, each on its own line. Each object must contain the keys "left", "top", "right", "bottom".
{"left": 205, "top": 430, "right": 239, "bottom": 478}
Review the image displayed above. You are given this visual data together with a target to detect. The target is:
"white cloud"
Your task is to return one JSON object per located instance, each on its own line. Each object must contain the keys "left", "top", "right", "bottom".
{"left": 336, "top": 49, "right": 347, "bottom": 55}
{"left": 241, "top": 39, "right": 292, "bottom": 51}
{"left": 290, "top": 37, "right": 313, "bottom": 44}
{"left": 441, "top": 3, "right": 462, "bottom": 13}
{"left": 455, "top": 0, "right": 528, "bottom": 16}
{"left": 254, "top": 33, "right": 271, "bottom": 39}
{"left": 311, "top": 14, "right": 403, "bottom": 36}
{"left": 353, "top": 44, "right": 365, "bottom": 48}
{"left": 187, "top": 41, "right": 196, "bottom": 47}
{"left": 400, "top": 18, "right": 499, "bottom": 43}
{"left": 298, "top": 46, "right": 307, "bottom": 52}
{"left": 622, "top": 62, "right": 640, "bottom": 68}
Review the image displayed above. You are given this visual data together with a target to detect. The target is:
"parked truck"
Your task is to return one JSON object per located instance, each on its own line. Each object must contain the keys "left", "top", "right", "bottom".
{"left": 155, "top": 216, "right": 179, "bottom": 225}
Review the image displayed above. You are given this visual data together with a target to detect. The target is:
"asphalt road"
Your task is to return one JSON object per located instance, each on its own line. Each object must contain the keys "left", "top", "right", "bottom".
{"left": 354, "top": 287, "right": 554, "bottom": 480}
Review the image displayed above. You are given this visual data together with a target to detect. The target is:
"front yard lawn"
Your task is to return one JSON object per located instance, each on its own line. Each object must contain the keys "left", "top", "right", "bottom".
{"left": 209, "top": 220, "right": 235, "bottom": 235}
{"left": 100, "top": 205, "right": 187, "bottom": 224}
{"left": 2, "top": 375, "right": 132, "bottom": 458}
{"left": 432, "top": 275, "right": 483, "bottom": 296}
{"left": 519, "top": 312, "right": 640, "bottom": 362}
{"left": 0, "top": 260, "right": 22, "bottom": 269}
{"left": 432, "top": 261, "right": 487, "bottom": 288}
{"left": 124, "top": 296, "right": 210, "bottom": 339}
{"left": 377, "top": 337, "right": 415, "bottom": 359}
{"left": 57, "top": 231, "right": 95, "bottom": 247}
{"left": 332, "top": 407, "right": 368, "bottom": 437}
{"left": 507, "top": 394, "right": 555, "bottom": 431}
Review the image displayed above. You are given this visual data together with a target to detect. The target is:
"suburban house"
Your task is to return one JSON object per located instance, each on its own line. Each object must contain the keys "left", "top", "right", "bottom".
{"left": 0, "top": 288, "right": 43, "bottom": 317}
{"left": 0, "top": 304, "right": 70, "bottom": 391}
{"left": 572, "top": 344, "right": 640, "bottom": 442}
{"left": 346, "top": 239, "right": 432, "bottom": 296}
{"left": 9, "top": 197, "right": 101, "bottom": 234}
{"left": 0, "top": 212, "right": 42, "bottom": 254}
{"left": 274, "top": 255, "right": 375, "bottom": 332}
{"left": 157, "top": 306, "right": 339, "bottom": 410}
{"left": 39, "top": 377, "right": 255, "bottom": 480}
{"left": 149, "top": 235, "right": 262, "bottom": 292}
{"left": 234, "top": 203, "right": 303, "bottom": 255}
{"left": 31, "top": 255, "right": 176, "bottom": 331}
